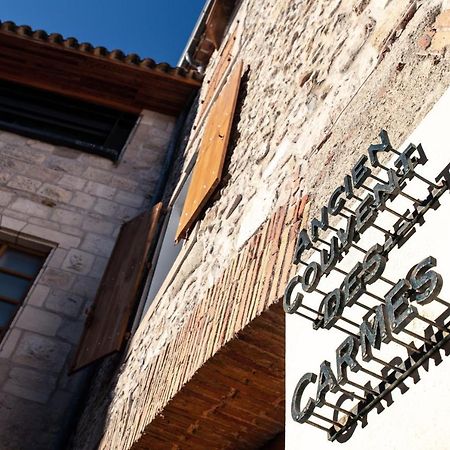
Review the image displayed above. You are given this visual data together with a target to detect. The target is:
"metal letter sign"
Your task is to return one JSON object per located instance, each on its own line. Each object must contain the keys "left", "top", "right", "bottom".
{"left": 285, "top": 130, "right": 450, "bottom": 441}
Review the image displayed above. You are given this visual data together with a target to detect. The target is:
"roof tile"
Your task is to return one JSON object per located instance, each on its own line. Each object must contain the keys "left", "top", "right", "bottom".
{"left": 0, "top": 19, "right": 202, "bottom": 81}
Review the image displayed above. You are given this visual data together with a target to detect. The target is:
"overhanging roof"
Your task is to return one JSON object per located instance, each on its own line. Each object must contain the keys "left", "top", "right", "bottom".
{"left": 132, "top": 302, "right": 285, "bottom": 450}
{"left": 0, "top": 20, "right": 202, "bottom": 116}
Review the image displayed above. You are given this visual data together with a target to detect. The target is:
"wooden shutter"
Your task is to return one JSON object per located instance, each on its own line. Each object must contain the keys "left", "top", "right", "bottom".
{"left": 198, "top": 29, "right": 238, "bottom": 120}
{"left": 176, "top": 61, "right": 243, "bottom": 241}
{"left": 205, "top": 0, "right": 231, "bottom": 49}
{"left": 71, "top": 203, "right": 162, "bottom": 372}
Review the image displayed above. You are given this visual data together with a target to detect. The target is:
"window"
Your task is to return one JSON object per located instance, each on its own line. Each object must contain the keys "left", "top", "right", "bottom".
{"left": 139, "top": 173, "right": 193, "bottom": 319}
{"left": 0, "top": 78, "right": 138, "bottom": 161}
{"left": 0, "top": 243, "right": 47, "bottom": 341}
{"left": 72, "top": 205, "right": 162, "bottom": 372}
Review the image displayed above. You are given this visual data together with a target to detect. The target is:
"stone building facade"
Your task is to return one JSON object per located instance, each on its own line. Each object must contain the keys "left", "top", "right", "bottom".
{"left": 0, "top": 110, "right": 176, "bottom": 449}
{"left": 68, "top": 0, "right": 450, "bottom": 449}
{"left": 2, "top": 0, "right": 450, "bottom": 449}
{"left": 0, "top": 21, "right": 200, "bottom": 450}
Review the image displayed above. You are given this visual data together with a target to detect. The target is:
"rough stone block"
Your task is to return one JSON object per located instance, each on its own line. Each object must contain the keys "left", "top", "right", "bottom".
{"left": 82, "top": 216, "right": 116, "bottom": 235}
{"left": 12, "top": 332, "right": 71, "bottom": 372}
{"left": 369, "top": 0, "right": 411, "bottom": 51}
{"left": 26, "top": 139, "right": 55, "bottom": 152}
{"left": 60, "top": 225, "right": 84, "bottom": 238}
{"left": 51, "top": 208, "right": 84, "bottom": 227}
{"left": 80, "top": 233, "right": 115, "bottom": 258}
{"left": 2, "top": 208, "right": 29, "bottom": 223}
{"left": 0, "top": 215, "right": 26, "bottom": 232}
{"left": 139, "top": 110, "right": 174, "bottom": 130}
{"left": 430, "top": 30, "right": 450, "bottom": 51}
{"left": 85, "top": 181, "right": 116, "bottom": 200}
{"left": 0, "top": 362, "right": 10, "bottom": 385}
{"left": 0, "top": 155, "right": 31, "bottom": 174}
{"left": 0, "top": 329, "right": 22, "bottom": 359}
{"left": 52, "top": 146, "right": 81, "bottom": 160}
{"left": 417, "top": 33, "right": 433, "bottom": 50}
{"left": 58, "top": 174, "right": 87, "bottom": 191}
{"left": 10, "top": 198, "right": 51, "bottom": 218}
{"left": 25, "top": 164, "right": 62, "bottom": 183}
{"left": 116, "top": 204, "right": 140, "bottom": 221}
{"left": 138, "top": 146, "right": 165, "bottom": 165}
{"left": 78, "top": 152, "right": 114, "bottom": 170}
{"left": 7, "top": 175, "right": 42, "bottom": 194}
{"left": 90, "top": 255, "right": 108, "bottom": 279}
{"left": 39, "top": 267, "right": 76, "bottom": 290}
{"left": 37, "top": 183, "right": 73, "bottom": 204}
{"left": 15, "top": 306, "right": 63, "bottom": 336}
{"left": 2, "top": 143, "right": 47, "bottom": 164}
{"left": 20, "top": 224, "right": 81, "bottom": 249}
{"left": 56, "top": 318, "right": 85, "bottom": 344}
{"left": 434, "top": 9, "right": 450, "bottom": 29}
{"left": 27, "top": 284, "right": 51, "bottom": 308}
{"left": 114, "top": 190, "right": 145, "bottom": 208}
{"left": 0, "top": 131, "right": 28, "bottom": 145}
{"left": 3, "top": 367, "right": 57, "bottom": 404}
{"left": 93, "top": 198, "right": 118, "bottom": 217}
{"left": 62, "top": 249, "right": 95, "bottom": 275}
{"left": 71, "top": 275, "right": 100, "bottom": 300}
{"left": 143, "top": 135, "right": 169, "bottom": 150}
{"left": 0, "top": 171, "right": 12, "bottom": 185}
{"left": 29, "top": 217, "right": 60, "bottom": 231}
{"left": 71, "top": 191, "right": 96, "bottom": 210}
{"left": 84, "top": 167, "right": 113, "bottom": 184}
{"left": 45, "top": 289, "right": 85, "bottom": 317}
{"left": 110, "top": 175, "right": 139, "bottom": 193}
{"left": 148, "top": 125, "right": 172, "bottom": 141}
{"left": 47, "top": 248, "right": 68, "bottom": 269}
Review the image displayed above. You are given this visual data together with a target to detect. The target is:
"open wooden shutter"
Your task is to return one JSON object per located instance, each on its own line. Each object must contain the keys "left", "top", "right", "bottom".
{"left": 71, "top": 203, "right": 162, "bottom": 372}
{"left": 176, "top": 61, "right": 243, "bottom": 241}
{"left": 205, "top": 0, "right": 233, "bottom": 49}
{"left": 198, "top": 29, "right": 238, "bottom": 121}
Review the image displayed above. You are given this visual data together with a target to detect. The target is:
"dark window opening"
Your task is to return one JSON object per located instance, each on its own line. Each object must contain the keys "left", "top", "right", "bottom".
{"left": 0, "top": 79, "right": 138, "bottom": 161}
{"left": 0, "top": 242, "right": 48, "bottom": 342}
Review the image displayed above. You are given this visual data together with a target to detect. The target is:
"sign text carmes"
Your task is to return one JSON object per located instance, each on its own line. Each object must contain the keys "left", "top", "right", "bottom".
{"left": 284, "top": 130, "right": 450, "bottom": 441}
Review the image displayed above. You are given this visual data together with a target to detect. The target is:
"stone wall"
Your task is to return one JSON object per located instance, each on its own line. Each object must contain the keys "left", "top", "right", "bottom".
{"left": 71, "top": 0, "right": 450, "bottom": 448}
{"left": 0, "top": 110, "right": 175, "bottom": 450}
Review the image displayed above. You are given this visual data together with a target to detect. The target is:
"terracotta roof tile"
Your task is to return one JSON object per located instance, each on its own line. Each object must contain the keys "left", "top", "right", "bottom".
{"left": 0, "top": 19, "right": 202, "bottom": 81}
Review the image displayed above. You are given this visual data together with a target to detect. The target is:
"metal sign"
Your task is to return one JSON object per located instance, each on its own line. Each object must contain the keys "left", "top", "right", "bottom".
{"left": 285, "top": 130, "right": 450, "bottom": 441}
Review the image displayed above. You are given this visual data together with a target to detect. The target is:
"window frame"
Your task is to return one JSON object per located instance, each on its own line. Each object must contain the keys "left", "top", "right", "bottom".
{"left": 0, "top": 242, "right": 48, "bottom": 342}
{"left": 0, "top": 78, "right": 138, "bottom": 161}
{"left": 131, "top": 168, "right": 198, "bottom": 330}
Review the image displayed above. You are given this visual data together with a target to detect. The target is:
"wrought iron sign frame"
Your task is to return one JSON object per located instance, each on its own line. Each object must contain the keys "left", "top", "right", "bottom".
{"left": 285, "top": 129, "right": 450, "bottom": 442}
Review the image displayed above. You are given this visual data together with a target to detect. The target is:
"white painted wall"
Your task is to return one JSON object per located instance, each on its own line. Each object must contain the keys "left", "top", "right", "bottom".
{"left": 286, "top": 88, "right": 450, "bottom": 450}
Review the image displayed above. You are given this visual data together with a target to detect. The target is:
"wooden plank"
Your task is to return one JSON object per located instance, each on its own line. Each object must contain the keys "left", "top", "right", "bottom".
{"left": 205, "top": 0, "right": 230, "bottom": 49}
{"left": 198, "top": 29, "right": 238, "bottom": 120}
{"left": 176, "top": 61, "right": 243, "bottom": 241}
{"left": 0, "top": 33, "right": 201, "bottom": 115}
{"left": 71, "top": 203, "right": 162, "bottom": 372}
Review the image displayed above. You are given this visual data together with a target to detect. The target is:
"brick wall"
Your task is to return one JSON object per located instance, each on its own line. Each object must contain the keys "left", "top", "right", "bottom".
{"left": 0, "top": 110, "right": 175, "bottom": 450}
{"left": 71, "top": 0, "right": 450, "bottom": 448}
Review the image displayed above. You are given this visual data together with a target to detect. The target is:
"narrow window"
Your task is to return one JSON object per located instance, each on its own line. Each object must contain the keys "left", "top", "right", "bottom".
{"left": 0, "top": 243, "right": 47, "bottom": 341}
{"left": 0, "top": 79, "right": 138, "bottom": 161}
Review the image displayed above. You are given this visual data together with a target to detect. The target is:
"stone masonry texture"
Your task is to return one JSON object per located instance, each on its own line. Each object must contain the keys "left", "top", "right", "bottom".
{"left": 0, "top": 110, "right": 175, "bottom": 450}
{"left": 71, "top": 0, "right": 450, "bottom": 449}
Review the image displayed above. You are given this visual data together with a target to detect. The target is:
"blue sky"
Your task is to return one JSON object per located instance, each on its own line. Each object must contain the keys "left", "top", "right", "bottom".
{"left": 0, "top": 0, "right": 206, "bottom": 65}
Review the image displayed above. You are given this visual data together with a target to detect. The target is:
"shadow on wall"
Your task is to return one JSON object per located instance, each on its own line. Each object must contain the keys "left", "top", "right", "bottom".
{"left": 63, "top": 353, "right": 122, "bottom": 450}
